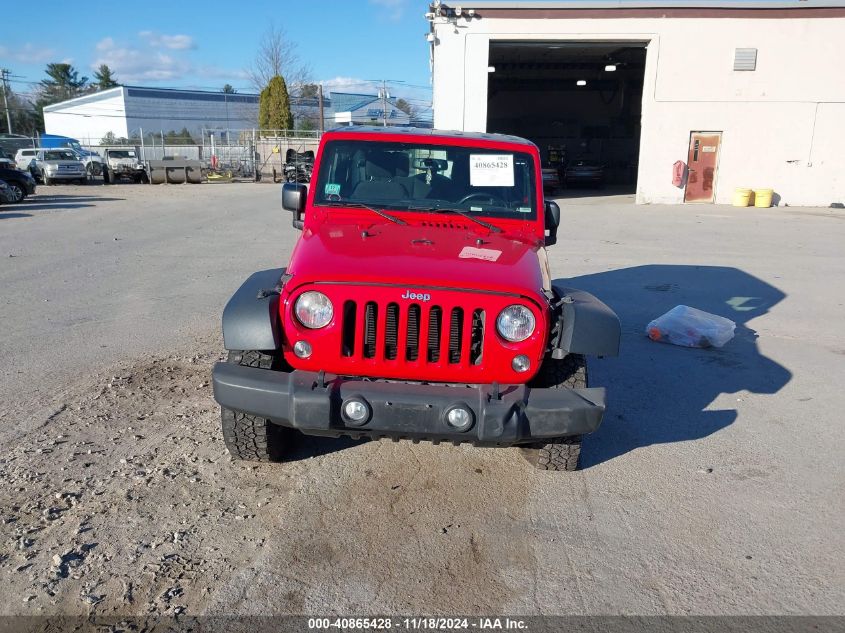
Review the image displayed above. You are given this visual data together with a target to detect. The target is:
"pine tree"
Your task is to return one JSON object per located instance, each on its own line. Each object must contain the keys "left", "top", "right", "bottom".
{"left": 38, "top": 63, "right": 88, "bottom": 103}
{"left": 94, "top": 65, "right": 119, "bottom": 90}
{"left": 33, "top": 63, "right": 89, "bottom": 130}
{"left": 222, "top": 84, "right": 237, "bottom": 94}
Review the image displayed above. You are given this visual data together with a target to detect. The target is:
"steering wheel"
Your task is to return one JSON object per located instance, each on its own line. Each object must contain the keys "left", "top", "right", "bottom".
{"left": 457, "top": 192, "right": 508, "bottom": 207}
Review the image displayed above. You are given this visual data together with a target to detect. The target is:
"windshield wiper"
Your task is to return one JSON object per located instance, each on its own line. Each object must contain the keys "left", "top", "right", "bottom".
{"left": 407, "top": 205, "right": 502, "bottom": 233}
{"left": 319, "top": 200, "right": 406, "bottom": 225}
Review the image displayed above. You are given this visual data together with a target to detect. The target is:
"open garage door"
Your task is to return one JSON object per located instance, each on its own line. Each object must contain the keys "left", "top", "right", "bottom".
{"left": 488, "top": 41, "right": 647, "bottom": 200}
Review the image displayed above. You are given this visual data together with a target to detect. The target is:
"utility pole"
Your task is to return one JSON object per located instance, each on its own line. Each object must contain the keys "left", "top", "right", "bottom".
{"left": 1, "top": 69, "right": 12, "bottom": 134}
{"left": 381, "top": 80, "right": 388, "bottom": 127}
{"left": 318, "top": 84, "right": 325, "bottom": 134}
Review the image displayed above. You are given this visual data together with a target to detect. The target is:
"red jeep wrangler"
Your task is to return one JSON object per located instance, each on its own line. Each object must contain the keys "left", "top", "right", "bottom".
{"left": 212, "top": 127, "right": 620, "bottom": 471}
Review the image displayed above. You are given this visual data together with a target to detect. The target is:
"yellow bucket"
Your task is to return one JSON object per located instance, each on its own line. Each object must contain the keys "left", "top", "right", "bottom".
{"left": 733, "top": 188, "right": 753, "bottom": 207}
{"left": 754, "top": 188, "right": 774, "bottom": 208}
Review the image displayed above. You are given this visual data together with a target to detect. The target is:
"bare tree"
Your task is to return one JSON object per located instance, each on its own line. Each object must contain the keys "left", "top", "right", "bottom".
{"left": 246, "top": 25, "right": 311, "bottom": 92}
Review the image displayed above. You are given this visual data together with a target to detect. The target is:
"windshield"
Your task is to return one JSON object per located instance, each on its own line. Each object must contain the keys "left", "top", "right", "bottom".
{"left": 109, "top": 150, "right": 135, "bottom": 158}
{"left": 313, "top": 140, "right": 537, "bottom": 220}
{"left": 44, "top": 151, "right": 76, "bottom": 161}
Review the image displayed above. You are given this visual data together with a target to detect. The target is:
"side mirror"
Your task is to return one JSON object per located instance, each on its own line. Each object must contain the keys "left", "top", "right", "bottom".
{"left": 544, "top": 200, "right": 561, "bottom": 246}
{"left": 282, "top": 182, "right": 307, "bottom": 230}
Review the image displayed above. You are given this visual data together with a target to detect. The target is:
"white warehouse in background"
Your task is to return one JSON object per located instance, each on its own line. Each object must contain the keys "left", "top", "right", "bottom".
{"left": 43, "top": 86, "right": 260, "bottom": 143}
{"left": 429, "top": 0, "right": 845, "bottom": 206}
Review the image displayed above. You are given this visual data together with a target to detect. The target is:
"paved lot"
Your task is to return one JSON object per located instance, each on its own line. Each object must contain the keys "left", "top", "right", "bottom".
{"left": 0, "top": 183, "right": 843, "bottom": 616}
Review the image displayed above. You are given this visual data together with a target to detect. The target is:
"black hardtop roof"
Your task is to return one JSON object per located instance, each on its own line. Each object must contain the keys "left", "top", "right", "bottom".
{"left": 325, "top": 126, "right": 537, "bottom": 148}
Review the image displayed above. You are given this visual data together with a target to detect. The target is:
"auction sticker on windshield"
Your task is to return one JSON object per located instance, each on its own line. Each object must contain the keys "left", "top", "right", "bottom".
{"left": 470, "top": 154, "right": 514, "bottom": 187}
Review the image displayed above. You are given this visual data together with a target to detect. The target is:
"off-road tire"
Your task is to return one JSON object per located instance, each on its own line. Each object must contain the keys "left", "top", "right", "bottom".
{"left": 519, "top": 354, "right": 587, "bottom": 471}
{"left": 220, "top": 350, "right": 291, "bottom": 462}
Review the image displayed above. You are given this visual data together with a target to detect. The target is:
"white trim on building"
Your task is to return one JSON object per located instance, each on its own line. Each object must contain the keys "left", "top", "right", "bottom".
{"left": 430, "top": 0, "right": 845, "bottom": 206}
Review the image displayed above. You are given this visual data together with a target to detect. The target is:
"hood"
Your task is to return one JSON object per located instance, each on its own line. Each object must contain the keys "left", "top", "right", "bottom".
{"left": 287, "top": 218, "right": 547, "bottom": 301}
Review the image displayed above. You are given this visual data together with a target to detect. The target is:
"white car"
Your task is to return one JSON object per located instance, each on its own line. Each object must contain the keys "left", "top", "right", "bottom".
{"left": 15, "top": 148, "right": 88, "bottom": 185}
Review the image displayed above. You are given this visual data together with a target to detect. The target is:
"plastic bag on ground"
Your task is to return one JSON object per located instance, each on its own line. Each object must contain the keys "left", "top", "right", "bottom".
{"left": 646, "top": 305, "right": 736, "bottom": 348}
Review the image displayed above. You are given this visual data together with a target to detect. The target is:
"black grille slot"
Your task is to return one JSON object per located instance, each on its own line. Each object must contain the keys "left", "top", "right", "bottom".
{"left": 406, "top": 304, "right": 421, "bottom": 361}
{"left": 470, "top": 309, "right": 485, "bottom": 365}
{"left": 363, "top": 302, "right": 378, "bottom": 359}
{"left": 342, "top": 301, "right": 357, "bottom": 357}
{"left": 427, "top": 307, "right": 442, "bottom": 362}
{"left": 449, "top": 308, "right": 464, "bottom": 364}
{"left": 385, "top": 303, "right": 399, "bottom": 360}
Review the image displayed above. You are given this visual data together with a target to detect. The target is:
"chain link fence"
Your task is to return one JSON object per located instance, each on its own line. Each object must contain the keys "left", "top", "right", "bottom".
{"left": 70, "top": 129, "right": 323, "bottom": 181}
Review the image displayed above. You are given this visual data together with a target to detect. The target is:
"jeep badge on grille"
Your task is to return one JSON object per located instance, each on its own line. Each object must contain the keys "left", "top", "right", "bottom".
{"left": 401, "top": 290, "right": 431, "bottom": 302}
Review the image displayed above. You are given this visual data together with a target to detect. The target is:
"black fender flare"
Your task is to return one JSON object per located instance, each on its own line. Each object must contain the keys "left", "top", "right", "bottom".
{"left": 222, "top": 268, "right": 288, "bottom": 351}
{"left": 549, "top": 283, "right": 621, "bottom": 358}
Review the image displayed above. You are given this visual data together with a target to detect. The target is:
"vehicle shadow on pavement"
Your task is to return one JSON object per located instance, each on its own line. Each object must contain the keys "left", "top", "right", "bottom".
{"left": 0, "top": 212, "right": 33, "bottom": 219}
{"left": 26, "top": 195, "right": 126, "bottom": 204}
{"left": 559, "top": 265, "right": 792, "bottom": 469}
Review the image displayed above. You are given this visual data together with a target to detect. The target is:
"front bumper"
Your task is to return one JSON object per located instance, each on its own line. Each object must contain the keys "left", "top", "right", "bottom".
{"left": 46, "top": 172, "right": 85, "bottom": 180}
{"left": 212, "top": 363, "right": 606, "bottom": 445}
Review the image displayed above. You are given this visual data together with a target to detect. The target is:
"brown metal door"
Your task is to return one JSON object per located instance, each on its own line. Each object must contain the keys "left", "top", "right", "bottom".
{"left": 684, "top": 132, "right": 721, "bottom": 203}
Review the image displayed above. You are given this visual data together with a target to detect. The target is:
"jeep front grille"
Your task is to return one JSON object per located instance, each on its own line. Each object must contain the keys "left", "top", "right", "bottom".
{"left": 340, "top": 299, "right": 485, "bottom": 369}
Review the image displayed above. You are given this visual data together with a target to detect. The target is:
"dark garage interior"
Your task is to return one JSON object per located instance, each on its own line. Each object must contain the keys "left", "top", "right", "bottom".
{"left": 487, "top": 41, "right": 647, "bottom": 193}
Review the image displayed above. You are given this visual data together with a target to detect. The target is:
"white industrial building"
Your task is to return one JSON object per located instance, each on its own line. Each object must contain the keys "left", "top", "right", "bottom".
{"left": 429, "top": 0, "right": 845, "bottom": 206}
{"left": 43, "top": 86, "right": 260, "bottom": 143}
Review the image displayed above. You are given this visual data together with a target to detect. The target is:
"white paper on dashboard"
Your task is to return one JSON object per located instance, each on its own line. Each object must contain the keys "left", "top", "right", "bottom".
{"left": 470, "top": 154, "right": 514, "bottom": 187}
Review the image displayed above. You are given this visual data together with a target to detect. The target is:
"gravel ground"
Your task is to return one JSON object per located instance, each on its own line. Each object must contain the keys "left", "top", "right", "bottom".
{"left": 0, "top": 182, "right": 843, "bottom": 616}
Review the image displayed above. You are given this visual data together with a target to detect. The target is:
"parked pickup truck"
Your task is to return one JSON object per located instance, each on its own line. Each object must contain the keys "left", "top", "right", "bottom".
{"left": 211, "top": 127, "right": 620, "bottom": 471}
{"left": 103, "top": 148, "right": 148, "bottom": 183}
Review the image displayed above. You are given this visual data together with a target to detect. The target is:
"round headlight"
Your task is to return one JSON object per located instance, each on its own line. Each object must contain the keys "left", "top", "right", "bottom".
{"left": 496, "top": 305, "right": 536, "bottom": 342}
{"left": 294, "top": 291, "right": 333, "bottom": 329}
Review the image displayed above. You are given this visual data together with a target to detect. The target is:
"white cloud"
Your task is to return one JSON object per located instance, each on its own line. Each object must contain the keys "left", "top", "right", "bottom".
{"left": 0, "top": 43, "right": 58, "bottom": 64}
{"left": 139, "top": 31, "right": 196, "bottom": 50}
{"left": 93, "top": 37, "right": 189, "bottom": 82}
{"left": 195, "top": 65, "right": 250, "bottom": 82}
{"left": 368, "top": 0, "right": 408, "bottom": 21}
{"left": 91, "top": 36, "right": 246, "bottom": 87}
{"left": 322, "top": 76, "right": 382, "bottom": 95}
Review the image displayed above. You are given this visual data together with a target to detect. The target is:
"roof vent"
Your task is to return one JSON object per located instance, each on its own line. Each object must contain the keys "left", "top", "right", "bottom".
{"left": 734, "top": 48, "right": 757, "bottom": 71}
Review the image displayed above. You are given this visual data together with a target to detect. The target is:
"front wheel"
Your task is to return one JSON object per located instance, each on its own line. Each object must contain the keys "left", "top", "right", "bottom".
{"left": 220, "top": 350, "right": 294, "bottom": 462}
{"left": 519, "top": 354, "right": 588, "bottom": 471}
{"left": 7, "top": 182, "right": 25, "bottom": 202}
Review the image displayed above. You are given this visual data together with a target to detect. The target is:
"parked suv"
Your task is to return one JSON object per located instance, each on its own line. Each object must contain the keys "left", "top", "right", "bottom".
{"left": 103, "top": 148, "right": 148, "bottom": 183}
{"left": 17, "top": 147, "right": 102, "bottom": 178}
{"left": 16, "top": 148, "right": 87, "bottom": 185}
{"left": 211, "top": 127, "right": 620, "bottom": 471}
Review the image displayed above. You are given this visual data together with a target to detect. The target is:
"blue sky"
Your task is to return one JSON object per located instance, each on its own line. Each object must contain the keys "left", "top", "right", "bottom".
{"left": 0, "top": 0, "right": 433, "bottom": 102}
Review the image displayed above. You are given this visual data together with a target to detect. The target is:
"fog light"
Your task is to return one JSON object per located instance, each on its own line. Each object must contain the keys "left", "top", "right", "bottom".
{"left": 293, "top": 340, "right": 312, "bottom": 358}
{"left": 445, "top": 405, "right": 474, "bottom": 432}
{"left": 512, "top": 355, "right": 531, "bottom": 373}
{"left": 342, "top": 398, "right": 371, "bottom": 426}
